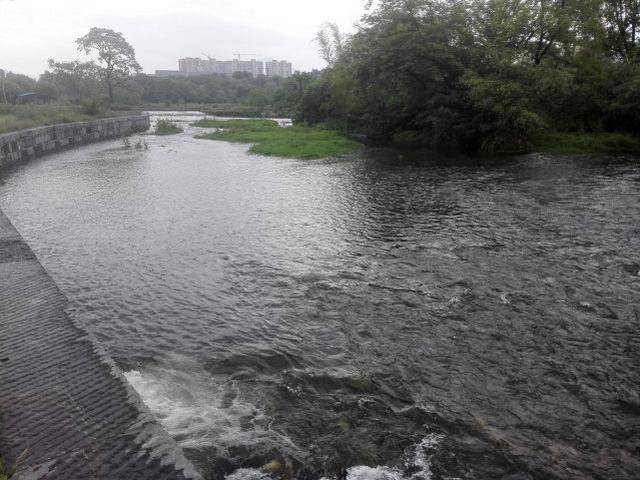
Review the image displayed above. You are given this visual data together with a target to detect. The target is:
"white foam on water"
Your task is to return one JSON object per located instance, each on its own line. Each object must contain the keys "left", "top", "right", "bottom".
{"left": 126, "top": 357, "right": 445, "bottom": 480}
{"left": 347, "top": 466, "right": 401, "bottom": 480}
{"left": 225, "top": 468, "right": 271, "bottom": 480}
{"left": 217, "top": 433, "right": 446, "bottom": 480}
{"left": 124, "top": 355, "right": 295, "bottom": 451}
{"left": 346, "top": 433, "right": 445, "bottom": 480}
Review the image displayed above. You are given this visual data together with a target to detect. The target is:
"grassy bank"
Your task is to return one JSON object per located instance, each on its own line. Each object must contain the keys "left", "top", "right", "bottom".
{"left": 0, "top": 104, "right": 133, "bottom": 135}
{"left": 194, "top": 119, "right": 362, "bottom": 159}
{"left": 534, "top": 132, "right": 640, "bottom": 154}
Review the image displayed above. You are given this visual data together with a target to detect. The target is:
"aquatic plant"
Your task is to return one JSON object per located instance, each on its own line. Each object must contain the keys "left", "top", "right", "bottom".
{"left": 155, "top": 120, "right": 183, "bottom": 136}
{"left": 133, "top": 137, "right": 148, "bottom": 149}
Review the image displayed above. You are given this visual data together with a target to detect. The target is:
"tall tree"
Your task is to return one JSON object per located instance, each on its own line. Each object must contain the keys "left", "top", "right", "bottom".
{"left": 603, "top": 0, "right": 640, "bottom": 61}
{"left": 76, "top": 27, "right": 141, "bottom": 102}
{"left": 315, "top": 22, "right": 345, "bottom": 66}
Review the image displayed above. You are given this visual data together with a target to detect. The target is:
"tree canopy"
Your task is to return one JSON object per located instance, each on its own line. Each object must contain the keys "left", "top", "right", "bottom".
{"left": 297, "top": 0, "right": 640, "bottom": 152}
{"left": 76, "top": 27, "right": 141, "bottom": 103}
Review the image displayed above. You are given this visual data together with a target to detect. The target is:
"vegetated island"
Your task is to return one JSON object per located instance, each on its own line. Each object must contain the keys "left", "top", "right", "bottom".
{"left": 193, "top": 119, "right": 363, "bottom": 159}
{"left": 154, "top": 119, "right": 183, "bottom": 135}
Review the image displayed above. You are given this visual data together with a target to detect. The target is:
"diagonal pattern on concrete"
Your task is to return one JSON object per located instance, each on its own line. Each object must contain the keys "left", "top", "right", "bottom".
{"left": 0, "top": 210, "right": 200, "bottom": 480}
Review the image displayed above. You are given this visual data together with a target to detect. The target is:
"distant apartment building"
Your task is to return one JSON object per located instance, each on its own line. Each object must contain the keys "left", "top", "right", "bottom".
{"left": 177, "top": 57, "right": 211, "bottom": 75}
{"left": 265, "top": 60, "right": 293, "bottom": 78}
{"left": 163, "top": 57, "right": 293, "bottom": 78}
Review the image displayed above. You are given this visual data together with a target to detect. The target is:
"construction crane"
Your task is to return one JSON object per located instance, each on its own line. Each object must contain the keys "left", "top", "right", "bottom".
{"left": 201, "top": 52, "right": 215, "bottom": 60}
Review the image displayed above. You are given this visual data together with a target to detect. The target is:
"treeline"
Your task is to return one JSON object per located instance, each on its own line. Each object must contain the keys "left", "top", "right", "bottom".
{"left": 137, "top": 72, "right": 319, "bottom": 114}
{"left": 293, "top": 0, "right": 640, "bottom": 152}
{"left": 1, "top": 68, "right": 317, "bottom": 116}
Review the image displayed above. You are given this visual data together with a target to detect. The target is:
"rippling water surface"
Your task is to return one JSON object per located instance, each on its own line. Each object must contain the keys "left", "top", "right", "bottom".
{"left": 1, "top": 113, "right": 639, "bottom": 480}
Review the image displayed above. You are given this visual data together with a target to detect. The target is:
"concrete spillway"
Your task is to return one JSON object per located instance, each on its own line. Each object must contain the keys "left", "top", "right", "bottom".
{"left": 0, "top": 209, "right": 200, "bottom": 479}
{"left": 0, "top": 118, "right": 201, "bottom": 479}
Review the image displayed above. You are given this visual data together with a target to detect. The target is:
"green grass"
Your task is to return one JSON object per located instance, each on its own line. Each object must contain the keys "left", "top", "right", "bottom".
{"left": 0, "top": 456, "right": 8, "bottom": 480}
{"left": 0, "top": 104, "right": 132, "bottom": 134}
{"left": 534, "top": 132, "right": 640, "bottom": 154}
{"left": 191, "top": 118, "right": 278, "bottom": 130}
{"left": 0, "top": 449, "right": 27, "bottom": 480}
{"left": 195, "top": 120, "right": 363, "bottom": 159}
{"left": 154, "top": 119, "right": 183, "bottom": 135}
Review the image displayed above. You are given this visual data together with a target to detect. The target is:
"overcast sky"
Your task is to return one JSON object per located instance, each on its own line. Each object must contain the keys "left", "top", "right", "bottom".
{"left": 0, "top": 0, "right": 368, "bottom": 77}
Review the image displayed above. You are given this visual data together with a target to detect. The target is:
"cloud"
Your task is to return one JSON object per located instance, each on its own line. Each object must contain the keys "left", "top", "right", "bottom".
{"left": 0, "top": 0, "right": 365, "bottom": 76}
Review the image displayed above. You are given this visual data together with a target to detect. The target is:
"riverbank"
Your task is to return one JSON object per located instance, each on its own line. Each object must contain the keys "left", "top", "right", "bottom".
{"left": 533, "top": 132, "right": 640, "bottom": 154}
{"left": 0, "top": 104, "right": 138, "bottom": 135}
{"left": 390, "top": 129, "right": 640, "bottom": 155}
{"left": 0, "top": 115, "right": 149, "bottom": 170}
{"left": 193, "top": 119, "right": 362, "bottom": 159}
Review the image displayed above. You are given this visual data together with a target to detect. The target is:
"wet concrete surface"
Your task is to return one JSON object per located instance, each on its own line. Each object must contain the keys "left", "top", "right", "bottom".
{"left": 0, "top": 209, "right": 199, "bottom": 479}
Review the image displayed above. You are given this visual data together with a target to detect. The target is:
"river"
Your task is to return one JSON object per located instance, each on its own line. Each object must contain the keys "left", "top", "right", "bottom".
{"left": 1, "top": 112, "right": 639, "bottom": 480}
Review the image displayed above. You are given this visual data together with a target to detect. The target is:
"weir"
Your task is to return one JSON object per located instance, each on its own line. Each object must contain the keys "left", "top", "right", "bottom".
{"left": 0, "top": 118, "right": 201, "bottom": 479}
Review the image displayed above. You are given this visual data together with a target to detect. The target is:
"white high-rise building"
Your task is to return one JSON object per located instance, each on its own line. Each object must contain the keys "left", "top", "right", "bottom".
{"left": 265, "top": 60, "right": 293, "bottom": 78}
{"left": 177, "top": 57, "right": 280, "bottom": 77}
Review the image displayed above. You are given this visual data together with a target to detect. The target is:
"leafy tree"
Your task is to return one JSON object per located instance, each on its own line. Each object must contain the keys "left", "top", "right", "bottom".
{"left": 315, "top": 22, "right": 346, "bottom": 66}
{"left": 298, "top": 0, "right": 640, "bottom": 152}
{"left": 76, "top": 27, "right": 141, "bottom": 103}
{"left": 44, "top": 60, "right": 100, "bottom": 101}
{"left": 272, "top": 72, "right": 314, "bottom": 115}
{"left": 603, "top": 0, "right": 640, "bottom": 61}
{"left": 245, "top": 88, "right": 270, "bottom": 108}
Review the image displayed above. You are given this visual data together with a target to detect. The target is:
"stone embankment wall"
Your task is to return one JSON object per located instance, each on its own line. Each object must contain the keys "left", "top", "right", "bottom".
{"left": 0, "top": 115, "right": 150, "bottom": 170}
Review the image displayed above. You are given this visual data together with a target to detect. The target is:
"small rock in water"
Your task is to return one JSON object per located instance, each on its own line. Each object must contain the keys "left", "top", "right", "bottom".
{"left": 262, "top": 459, "right": 283, "bottom": 474}
{"left": 622, "top": 262, "right": 640, "bottom": 276}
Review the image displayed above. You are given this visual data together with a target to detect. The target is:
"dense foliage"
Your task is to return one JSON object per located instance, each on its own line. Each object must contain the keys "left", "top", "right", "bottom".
{"left": 137, "top": 72, "right": 317, "bottom": 115}
{"left": 296, "top": 0, "right": 640, "bottom": 152}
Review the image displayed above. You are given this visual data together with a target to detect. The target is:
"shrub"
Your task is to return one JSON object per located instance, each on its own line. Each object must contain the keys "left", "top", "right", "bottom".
{"left": 155, "top": 120, "right": 183, "bottom": 135}
{"left": 81, "top": 99, "right": 106, "bottom": 116}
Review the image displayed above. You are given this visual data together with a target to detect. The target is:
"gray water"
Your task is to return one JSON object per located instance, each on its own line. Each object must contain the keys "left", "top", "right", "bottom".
{"left": 1, "top": 113, "right": 639, "bottom": 480}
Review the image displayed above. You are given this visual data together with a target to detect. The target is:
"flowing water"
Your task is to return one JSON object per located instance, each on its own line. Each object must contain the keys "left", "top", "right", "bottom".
{"left": 1, "top": 113, "right": 639, "bottom": 480}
